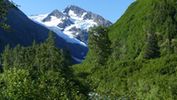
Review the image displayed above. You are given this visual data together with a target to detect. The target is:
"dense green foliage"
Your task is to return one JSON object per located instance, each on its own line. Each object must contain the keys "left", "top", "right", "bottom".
{"left": 0, "top": 33, "right": 88, "bottom": 99}
{"left": 0, "top": 0, "right": 177, "bottom": 99}
{"left": 75, "top": 56, "right": 177, "bottom": 99}
{"left": 109, "top": 0, "right": 177, "bottom": 59}
{"left": 73, "top": 0, "right": 177, "bottom": 99}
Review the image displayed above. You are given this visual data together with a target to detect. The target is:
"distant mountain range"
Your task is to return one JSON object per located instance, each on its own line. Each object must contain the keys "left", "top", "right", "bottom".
{"left": 30, "top": 5, "right": 112, "bottom": 44}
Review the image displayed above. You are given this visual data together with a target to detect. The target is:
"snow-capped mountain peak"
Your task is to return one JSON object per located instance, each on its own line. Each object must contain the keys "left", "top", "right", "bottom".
{"left": 29, "top": 5, "right": 112, "bottom": 44}
{"left": 43, "top": 9, "right": 66, "bottom": 22}
{"left": 64, "top": 5, "right": 87, "bottom": 18}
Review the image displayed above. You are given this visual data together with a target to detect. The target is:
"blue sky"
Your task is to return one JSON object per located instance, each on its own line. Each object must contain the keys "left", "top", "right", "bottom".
{"left": 12, "top": 0, "right": 134, "bottom": 22}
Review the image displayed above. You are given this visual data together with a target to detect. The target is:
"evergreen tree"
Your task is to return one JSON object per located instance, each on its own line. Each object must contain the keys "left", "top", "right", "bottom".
{"left": 34, "top": 32, "right": 71, "bottom": 73}
{"left": 111, "top": 39, "right": 122, "bottom": 61}
{"left": 1, "top": 45, "right": 12, "bottom": 71}
{"left": 165, "top": 16, "right": 176, "bottom": 54}
{"left": 88, "top": 26, "right": 111, "bottom": 65}
{"left": 144, "top": 32, "right": 160, "bottom": 59}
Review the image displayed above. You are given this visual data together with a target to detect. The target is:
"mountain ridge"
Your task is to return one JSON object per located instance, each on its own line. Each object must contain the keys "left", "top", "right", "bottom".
{"left": 30, "top": 5, "right": 112, "bottom": 44}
